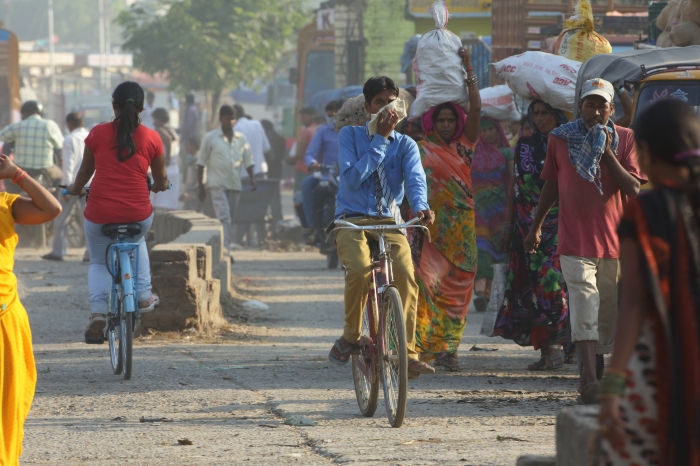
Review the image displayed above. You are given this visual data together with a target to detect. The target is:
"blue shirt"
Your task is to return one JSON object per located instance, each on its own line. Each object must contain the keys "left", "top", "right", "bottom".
{"left": 304, "top": 123, "right": 339, "bottom": 168}
{"left": 335, "top": 124, "right": 429, "bottom": 219}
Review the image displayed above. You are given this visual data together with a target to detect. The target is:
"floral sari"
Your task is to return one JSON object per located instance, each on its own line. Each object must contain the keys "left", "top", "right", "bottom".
{"left": 473, "top": 118, "right": 513, "bottom": 280}
{"left": 410, "top": 104, "right": 477, "bottom": 355}
{"left": 494, "top": 101, "right": 569, "bottom": 348}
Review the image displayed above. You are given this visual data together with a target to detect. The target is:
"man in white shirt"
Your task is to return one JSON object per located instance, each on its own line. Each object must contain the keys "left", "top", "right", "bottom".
{"left": 197, "top": 105, "right": 256, "bottom": 254}
{"left": 233, "top": 104, "right": 271, "bottom": 246}
{"left": 141, "top": 90, "right": 156, "bottom": 130}
{"left": 42, "top": 111, "right": 90, "bottom": 261}
{"left": 233, "top": 104, "right": 270, "bottom": 178}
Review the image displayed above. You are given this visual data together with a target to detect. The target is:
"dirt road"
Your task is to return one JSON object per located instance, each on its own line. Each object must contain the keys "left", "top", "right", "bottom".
{"left": 18, "top": 246, "right": 577, "bottom": 465}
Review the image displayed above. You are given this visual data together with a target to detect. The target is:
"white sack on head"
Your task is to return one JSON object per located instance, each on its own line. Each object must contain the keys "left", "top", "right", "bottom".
{"left": 492, "top": 52, "right": 582, "bottom": 113}
{"left": 335, "top": 94, "right": 369, "bottom": 132}
{"left": 410, "top": 1, "right": 469, "bottom": 119}
{"left": 480, "top": 85, "right": 521, "bottom": 122}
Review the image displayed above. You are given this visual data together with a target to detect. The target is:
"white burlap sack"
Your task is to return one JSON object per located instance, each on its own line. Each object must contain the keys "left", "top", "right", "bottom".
{"left": 492, "top": 52, "right": 582, "bottom": 113}
{"left": 480, "top": 264, "right": 507, "bottom": 337}
{"left": 480, "top": 85, "right": 521, "bottom": 122}
{"left": 410, "top": 1, "right": 468, "bottom": 119}
{"left": 670, "top": 20, "right": 700, "bottom": 46}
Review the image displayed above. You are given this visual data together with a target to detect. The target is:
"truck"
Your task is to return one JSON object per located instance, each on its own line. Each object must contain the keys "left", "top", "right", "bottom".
{"left": 290, "top": 21, "right": 335, "bottom": 121}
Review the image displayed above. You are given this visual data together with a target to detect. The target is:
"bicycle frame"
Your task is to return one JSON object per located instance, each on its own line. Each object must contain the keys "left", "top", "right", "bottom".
{"left": 108, "top": 241, "right": 140, "bottom": 317}
{"left": 354, "top": 230, "right": 392, "bottom": 383}
{"left": 331, "top": 218, "right": 431, "bottom": 384}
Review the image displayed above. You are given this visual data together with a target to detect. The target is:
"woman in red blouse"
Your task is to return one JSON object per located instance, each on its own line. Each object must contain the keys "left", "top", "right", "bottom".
{"left": 67, "top": 81, "right": 169, "bottom": 342}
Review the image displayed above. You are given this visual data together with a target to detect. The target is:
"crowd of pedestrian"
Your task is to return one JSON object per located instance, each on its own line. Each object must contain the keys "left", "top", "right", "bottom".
{"left": 0, "top": 43, "right": 697, "bottom": 465}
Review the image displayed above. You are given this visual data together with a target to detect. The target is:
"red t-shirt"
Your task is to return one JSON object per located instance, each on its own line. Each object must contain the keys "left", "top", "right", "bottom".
{"left": 83, "top": 122, "right": 163, "bottom": 224}
{"left": 541, "top": 126, "right": 646, "bottom": 259}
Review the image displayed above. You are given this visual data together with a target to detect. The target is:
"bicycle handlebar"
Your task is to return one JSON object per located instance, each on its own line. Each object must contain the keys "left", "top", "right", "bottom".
{"left": 60, "top": 183, "right": 172, "bottom": 197}
{"left": 330, "top": 217, "right": 432, "bottom": 243}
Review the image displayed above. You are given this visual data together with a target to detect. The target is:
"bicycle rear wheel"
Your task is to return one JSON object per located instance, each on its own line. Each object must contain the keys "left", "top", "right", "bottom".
{"left": 352, "top": 301, "right": 379, "bottom": 417}
{"left": 121, "top": 308, "right": 133, "bottom": 380}
{"left": 380, "top": 286, "right": 408, "bottom": 428}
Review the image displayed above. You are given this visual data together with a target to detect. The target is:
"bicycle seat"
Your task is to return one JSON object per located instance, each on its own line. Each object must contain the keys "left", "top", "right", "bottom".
{"left": 102, "top": 223, "right": 142, "bottom": 239}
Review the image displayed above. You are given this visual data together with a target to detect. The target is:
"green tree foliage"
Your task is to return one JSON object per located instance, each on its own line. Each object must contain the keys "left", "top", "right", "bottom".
{"left": 118, "top": 0, "right": 306, "bottom": 98}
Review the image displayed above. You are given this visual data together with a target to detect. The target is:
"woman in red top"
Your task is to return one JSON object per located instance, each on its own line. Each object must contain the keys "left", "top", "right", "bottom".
{"left": 67, "top": 81, "right": 169, "bottom": 342}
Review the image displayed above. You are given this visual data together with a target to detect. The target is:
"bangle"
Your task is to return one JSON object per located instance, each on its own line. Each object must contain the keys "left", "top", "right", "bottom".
{"left": 465, "top": 68, "right": 474, "bottom": 72}
{"left": 601, "top": 371, "right": 628, "bottom": 397}
{"left": 11, "top": 169, "right": 26, "bottom": 186}
{"left": 466, "top": 75, "right": 478, "bottom": 87}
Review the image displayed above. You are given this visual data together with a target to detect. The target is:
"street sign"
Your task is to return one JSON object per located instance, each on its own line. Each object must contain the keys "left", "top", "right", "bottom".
{"left": 87, "top": 54, "right": 133, "bottom": 67}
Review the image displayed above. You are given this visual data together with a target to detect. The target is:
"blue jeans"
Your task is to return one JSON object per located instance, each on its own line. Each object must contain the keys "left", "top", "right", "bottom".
{"left": 301, "top": 175, "right": 320, "bottom": 228}
{"left": 84, "top": 213, "right": 154, "bottom": 314}
{"left": 51, "top": 195, "right": 86, "bottom": 257}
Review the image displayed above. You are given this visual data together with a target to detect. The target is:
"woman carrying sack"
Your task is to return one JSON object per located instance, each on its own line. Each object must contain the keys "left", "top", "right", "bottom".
{"left": 410, "top": 48, "right": 481, "bottom": 371}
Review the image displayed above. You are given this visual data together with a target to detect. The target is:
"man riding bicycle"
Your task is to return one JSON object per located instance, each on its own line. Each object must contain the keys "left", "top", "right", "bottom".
{"left": 328, "top": 76, "right": 436, "bottom": 379}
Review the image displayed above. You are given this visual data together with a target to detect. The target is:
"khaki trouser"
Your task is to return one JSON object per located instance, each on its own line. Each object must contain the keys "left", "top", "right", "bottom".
{"left": 560, "top": 255, "right": 620, "bottom": 355}
{"left": 335, "top": 218, "right": 419, "bottom": 361}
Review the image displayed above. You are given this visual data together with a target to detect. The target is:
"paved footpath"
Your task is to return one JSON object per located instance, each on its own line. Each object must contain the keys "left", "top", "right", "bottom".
{"left": 18, "top": 247, "right": 577, "bottom": 465}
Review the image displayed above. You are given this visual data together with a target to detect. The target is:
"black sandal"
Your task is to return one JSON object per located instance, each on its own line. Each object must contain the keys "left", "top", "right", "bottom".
{"left": 328, "top": 338, "right": 360, "bottom": 366}
{"left": 527, "top": 358, "right": 547, "bottom": 371}
{"left": 434, "top": 353, "right": 460, "bottom": 372}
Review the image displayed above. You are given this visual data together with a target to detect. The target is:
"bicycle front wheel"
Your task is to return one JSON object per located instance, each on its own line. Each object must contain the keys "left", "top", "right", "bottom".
{"left": 380, "top": 286, "right": 408, "bottom": 428}
{"left": 352, "top": 301, "right": 379, "bottom": 417}
{"left": 108, "top": 308, "right": 122, "bottom": 374}
{"left": 120, "top": 309, "right": 133, "bottom": 380}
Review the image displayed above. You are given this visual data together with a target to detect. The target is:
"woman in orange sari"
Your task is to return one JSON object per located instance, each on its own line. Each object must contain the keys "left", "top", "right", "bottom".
{"left": 410, "top": 50, "right": 482, "bottom": 370}
{"left": 0, "top": 154, "right": 61, "bottom": 464}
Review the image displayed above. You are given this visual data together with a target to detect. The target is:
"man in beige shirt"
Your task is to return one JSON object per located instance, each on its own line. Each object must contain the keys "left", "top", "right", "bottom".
{"left": 197, "top": 105, "right": 255, "bottom": 253}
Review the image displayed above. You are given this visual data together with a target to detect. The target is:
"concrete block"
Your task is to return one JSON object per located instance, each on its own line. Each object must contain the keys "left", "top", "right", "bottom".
{"left": 175, "top": 225, "right": 224, "bottom": 262}
{"left": 144, "top": 211, "right": 231, "bottom": 332}
{"left": 556, "top": 405, "right": 600, "bottom": 466}
{"left": 214, "top": 255, "right": 233, "bottom": 299}
{"left": 152, "top": 276, "right": 189, "bottom": 289}
{"left": 516, "top": 455, "right": 556, "bottom": 466}
{"left": 196, "top": 245, "right": 212, "bottom": 281}
{"left": 206, "top": 279, "right": 220, "bottom": 310}
{"left": 151, "top": 261, "right": 193, "bottom": 278}
{"left": 150, "top": 244, "right": 194, "bottom": 262}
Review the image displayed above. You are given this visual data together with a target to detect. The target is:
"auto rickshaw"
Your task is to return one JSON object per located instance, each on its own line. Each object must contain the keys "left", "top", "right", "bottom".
{"left": 574, "top": 45, "right": 700, "bottom": 124}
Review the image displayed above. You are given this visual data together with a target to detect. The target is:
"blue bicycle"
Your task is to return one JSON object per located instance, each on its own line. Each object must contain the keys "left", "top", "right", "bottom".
{"left": 62, "top": 177, "right": 169, "bottom": 380}
{"left": 102, "top": 223, "right": 143, "bottom": 379}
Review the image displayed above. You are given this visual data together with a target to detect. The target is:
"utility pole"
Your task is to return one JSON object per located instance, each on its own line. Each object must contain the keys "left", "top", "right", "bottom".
{"left": 48, "top": 0, "right": 56, "bottom": 119}
{"left": 98, "top": 0, "right": 106, "bottom": 91}
{"left": 104, "top": 0, "right": 111, "bottom": 89}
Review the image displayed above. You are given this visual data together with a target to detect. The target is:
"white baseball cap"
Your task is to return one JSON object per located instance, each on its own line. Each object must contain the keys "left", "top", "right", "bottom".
{"left": 580, "top": 78, "right": 615, "bottom": 103}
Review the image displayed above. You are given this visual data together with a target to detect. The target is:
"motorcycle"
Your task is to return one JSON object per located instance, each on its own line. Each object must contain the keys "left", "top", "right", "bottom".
{"left": 310, "top": 164, "right": 340, "bottom": 269}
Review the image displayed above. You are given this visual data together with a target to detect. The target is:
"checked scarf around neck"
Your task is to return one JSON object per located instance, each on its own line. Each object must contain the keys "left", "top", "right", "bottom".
{"left": 550, "top": 119, "right": 618, "bottom": 195}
